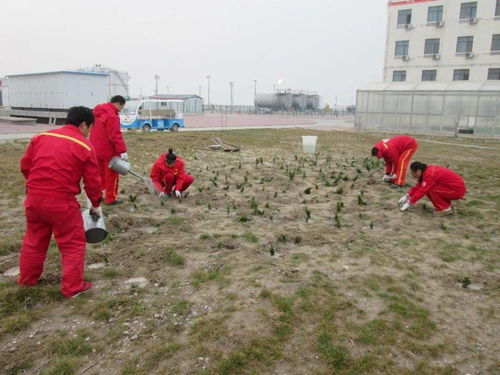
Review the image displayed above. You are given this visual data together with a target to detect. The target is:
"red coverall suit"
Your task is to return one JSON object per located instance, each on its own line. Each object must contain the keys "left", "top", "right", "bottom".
{"left": 19, "top": 125, "right": 102, "bottom": 298}
{"left": 90, "top": 103, "right": 127, "bottom": 204}
{"left": 150, "top": 154, "right": 194, "bottom": 194}
{"left": 375, "top": 136, "right": 418, "bottom": 186}
{"left": 408, "top": 165, "right": 466, "bottom": 211}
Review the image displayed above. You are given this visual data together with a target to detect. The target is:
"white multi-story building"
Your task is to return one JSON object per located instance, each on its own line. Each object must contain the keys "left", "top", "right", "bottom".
{"left": 384, "top": 0, "right": 500, "bottom": 83}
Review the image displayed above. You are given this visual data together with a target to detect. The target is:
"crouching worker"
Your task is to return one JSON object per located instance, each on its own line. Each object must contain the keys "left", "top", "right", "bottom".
{"left": 399, "top": 162, "right": 466, "bottom": 216}
{"left": 372, "top": 135, "right": 418, "bottom": 189}
{"left": 150, "top": 149, "right": 194, "bottom": 199}
{"left": 18, "top": 106, "right": 102, "bottom": 298}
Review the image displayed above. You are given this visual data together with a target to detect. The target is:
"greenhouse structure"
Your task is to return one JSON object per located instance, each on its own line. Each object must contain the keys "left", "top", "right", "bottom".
{"left": 355, "top": 82, "right": 500, "bottom": 136}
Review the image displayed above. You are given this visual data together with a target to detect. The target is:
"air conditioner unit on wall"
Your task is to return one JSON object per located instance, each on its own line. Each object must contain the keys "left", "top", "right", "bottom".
{"left": 402, "top": 55, "right": 410, "bottom": 61}
{"left": 469, "top": 17, "right": 478, "bottom": 24}
{"left": 465, "top": 52, "right": 475, "bottom": 58}
{"left": 432, "top": 54, "right": 441, "bottom": 60}
{"left": 436, "top": 21, "right": 444, "bottom": 27}
{"left": 404, "top": 23, "right": 413, "bottom": 30}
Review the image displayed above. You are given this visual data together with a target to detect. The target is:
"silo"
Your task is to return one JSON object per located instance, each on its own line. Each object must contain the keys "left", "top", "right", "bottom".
{"left": 292, "top": 94, "right": 306, "bottom": 111}
{"left": 255, "top": 93, "right": 292, "bottom": 111}
{"left": 306, "top": 95, "right": 320, "bottom": 110}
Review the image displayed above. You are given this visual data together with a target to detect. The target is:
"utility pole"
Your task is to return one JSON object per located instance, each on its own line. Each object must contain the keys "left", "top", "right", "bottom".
{"left": 198, "top": 85, "right": 202, "bottom": 97}
{"left": 206, "top": 75, "right": 211, "bottom": 107}
{"left": 254, "top": 80, "right": 257, "bottom": 98}
{"left": 154, "top": 74, "right": 160, "bottom": 96}
{"left": 229, "top": 81, "right": 234, "bottom": 110}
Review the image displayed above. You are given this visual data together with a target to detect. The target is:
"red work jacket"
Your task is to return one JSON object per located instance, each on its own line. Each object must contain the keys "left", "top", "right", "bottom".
{"left": 20, "top": 125, "right": 102, "bottom": 207}
{"left": 90, "top": 102, "right": 127, "bottom": 161}
{"left": 375, "top": 136, "right": 418, "bottom": 174}
{"left": 408, "top": 165, "right": 466, "bottom": 205}
{"left": 150, "top": 154, "right": 187, "bottom": 192}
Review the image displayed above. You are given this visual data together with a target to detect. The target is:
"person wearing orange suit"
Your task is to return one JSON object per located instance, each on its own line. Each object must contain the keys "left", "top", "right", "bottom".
{"left": 90, "top": 95, "right": 127, "bottom": 205}
{"left": 150, "top": 149, "right": 194, "bottom": 199}
{"left": 19, "top": 107, "right": 102, "bottom": 298}
{"left": 371, "top": 135, "right": 418, "bottom": 189}
{"left": 399, "top": 162, "right": 466, "bottom": 216}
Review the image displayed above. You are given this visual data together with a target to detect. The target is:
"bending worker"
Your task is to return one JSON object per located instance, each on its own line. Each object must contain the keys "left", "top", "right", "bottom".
{"left": 90, "top": 95, "right": 128, "bottom": 205}
{"left": 19, "top": 106, "right": 102, "bottom": 298}
{"left": 372, "top": 135, "right": 418, "bottom": 189}
{"left": 150, "top": 149, "right": 194, "bottom": 198}
{"left": 399, "top": 162, "right": 466, "bottom": 216}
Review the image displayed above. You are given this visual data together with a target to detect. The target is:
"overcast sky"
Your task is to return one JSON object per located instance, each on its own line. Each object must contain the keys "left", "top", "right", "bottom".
{"left": 1, "top": 0, "right": 387, "bottom": 106}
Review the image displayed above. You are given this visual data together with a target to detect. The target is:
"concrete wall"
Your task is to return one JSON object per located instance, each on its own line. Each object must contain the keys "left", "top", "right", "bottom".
{"left": 384, "top": 0, "right": 500, "bottom": 82}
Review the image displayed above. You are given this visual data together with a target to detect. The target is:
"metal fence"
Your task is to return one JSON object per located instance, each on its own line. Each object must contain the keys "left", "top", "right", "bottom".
{"left": 355, "top": 82, "right": 500, "bottom": 136}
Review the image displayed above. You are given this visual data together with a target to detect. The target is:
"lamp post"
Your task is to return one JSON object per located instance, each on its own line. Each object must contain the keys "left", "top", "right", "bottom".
{"left": 154, "top": 74, "right": 160, "bottom": 96}
{"left": 229, "top": 81, "right": 234, "bottom": 110}
{"left": 206, "top": 75, "right": 211, "bottom": 108}
{"left": 254, "top": 80, "right": 257, "bottom": 98}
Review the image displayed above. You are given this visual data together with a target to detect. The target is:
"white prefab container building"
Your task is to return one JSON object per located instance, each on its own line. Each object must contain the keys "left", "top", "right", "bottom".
{"left": 7, "top": 71, "right": 109, "bottom": 110}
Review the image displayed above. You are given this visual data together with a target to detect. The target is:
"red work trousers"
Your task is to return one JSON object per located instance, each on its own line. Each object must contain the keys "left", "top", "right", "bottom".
{"left": 391, "top": 147, "right": 418, "bottom": 186}
{"left": 427, "top": 186, "right": 466, "bottom": 211}
{"left": 163, "top": 174, "right": 194, "bottom": 193}
{"left": 18, "top": 194, "right": 86, "bottom": 298}
{"left": 98, "top": 158, "right": 119, "bottom": 204}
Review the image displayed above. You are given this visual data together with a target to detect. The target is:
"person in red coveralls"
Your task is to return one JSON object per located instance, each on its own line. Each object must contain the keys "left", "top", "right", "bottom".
{"left": 150, "top": 149, "right": 194, "bottom": 199}
{"left": 371, "top": 135, "right": 418, "bottom": 189}
{"left": 19, "top": 107, "right": 102, "bottom": 298}
{"left": 90, "top": 95, "right": 127, "bottom": 205}
{"left": 399, "top": 162, "right": 466, "bottom": 216}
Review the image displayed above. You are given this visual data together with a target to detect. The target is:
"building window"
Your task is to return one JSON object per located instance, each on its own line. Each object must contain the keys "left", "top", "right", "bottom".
{"left": 395, "top": 41, "right": 409, "bottom": 56}
{"left": 393, "top": 71, "right": 407, "bottom": 82}
{"left": 488, "top": 68, "right": 500, "bottom": 79}
{"left": 422, "top": 70, "right": 437, "bottom": 81}
{"left": 428, "top": 5, "right": 444, "bottom": 22}
{"left": 424, "top": 39, "right": 440, "bottom": 54}
{"left": 456, "top": 36, "right": 473, "bottom": 53}
{"left": 496, "top": 0, "right": 500, "bottom": 16}
{"left": 492, "top": 34, "right": 500, "bottom": 51}
{"left": 397, "top": 9, "right": 412, "bottom": 25}
{"left": 453, "top": 69, "right": 470, "bottom": 80}
{"left": 460, "top": 2, "right": 477, "bottom": 20}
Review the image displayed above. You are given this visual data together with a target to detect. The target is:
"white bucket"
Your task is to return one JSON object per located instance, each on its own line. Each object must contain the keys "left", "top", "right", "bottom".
{"left": 302, "top": 136, "right": 318, "bottom": 154}
{"left": 82, "top": 209, "right": 107, "bottom": 244}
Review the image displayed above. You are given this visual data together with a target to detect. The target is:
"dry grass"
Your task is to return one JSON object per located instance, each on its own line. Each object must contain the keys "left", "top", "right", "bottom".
{"left": 0, "top": 129, "right": 499, "bottom": 374}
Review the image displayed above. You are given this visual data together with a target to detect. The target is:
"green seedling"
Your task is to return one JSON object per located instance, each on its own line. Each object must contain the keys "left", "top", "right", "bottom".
{"left": 274, "top": 192, "right": 278, "bottom": 198}
{"left": 336, "top": 187, "right": 343, "bottom": 195}
{"left": 209, "top": 177, "right": 218, "bottom": 187}
{"left": 238, "top": 215, "right": 249, "bottom": 223}
{"left": 336, "top": 201, "right": 344, "bottom": 213}
{"left": 303, "top": 187, "right": 312, "bottom": 195}
{"left": 238, "top": 161, "right": 242, "bottom": 169}
{"left": 357, "top": 194, "right": 367, "bottom": 206}
{"left": 269, "top": 244, "right": 276, "bottom": 256}
{"left": 370, "top": 221, "right": 374, "bottom": 229}
{"left": 459, "top": 276, "right": 471, "bottom": 289}
{"left": 335, "top": 213, "right": 341, "bottom": 228}
{"left": 278, "top": 234, "right": 288, "bottom": 244}
{"left": 305, "top": 207, "right": 312, "bottom": 222}
{"left": 288, "top": 170, "right": 295, "bottom": 181}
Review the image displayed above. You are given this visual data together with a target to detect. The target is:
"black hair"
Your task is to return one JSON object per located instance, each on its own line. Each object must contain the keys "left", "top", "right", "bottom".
{"left": 165, "top": 148, "right": 177, "bottom": 163}
{"left": 66, "top": 106, "right": 94, "bottom": 127}
{"left": 371, "top": 147, "right": 379, "bottom": 157}
{"left": 410, "top": 162, "right": 427, "bottom": 173}
{"left": 110, "top": 95, "right": 126, "bottom": 105}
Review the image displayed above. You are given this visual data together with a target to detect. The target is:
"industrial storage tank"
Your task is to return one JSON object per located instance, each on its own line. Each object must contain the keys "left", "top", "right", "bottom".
{"left": 306, "top": 95, "right": 320, "bottom": 110}
{"left": 254, "top": 93, "right": 292, "bottom": 111}
{"left": 292, "top": 94, "right": 306, "bottom": 111}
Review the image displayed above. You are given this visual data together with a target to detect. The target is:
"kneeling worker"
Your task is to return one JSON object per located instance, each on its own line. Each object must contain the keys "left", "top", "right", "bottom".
{"left": 19, "top": 106, "right": 102, "bottom": 298}
{"left": 150, "top": 149, "right": 194, "bottom": 198}
{"left": 372, "top": 135, "right": 418, "bottom": 189}
{"left": 399, "top": 162, "right": 466, "bottom": 216}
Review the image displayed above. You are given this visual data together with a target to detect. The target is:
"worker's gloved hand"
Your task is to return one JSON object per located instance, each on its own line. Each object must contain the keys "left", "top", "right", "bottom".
{"left": 400, "top": 201, "right": 411, "bottom": 212}
{"left": 120, "top": 152, "right": 128, "bottom": 161}
{"left": 398, "top": 194, "right": 410, "bottom": 205}
{"left": 382, "top": 174, "right": 391, "bottom": 182}
{"left": 89, "top": 206, "right": 102, "bottom": 221}
{"left": 175, "top": 190, "right": 181, "bottom": 198}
